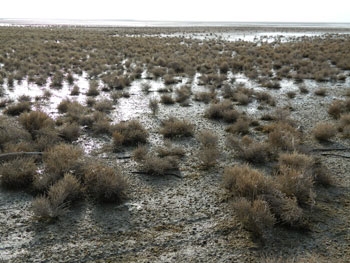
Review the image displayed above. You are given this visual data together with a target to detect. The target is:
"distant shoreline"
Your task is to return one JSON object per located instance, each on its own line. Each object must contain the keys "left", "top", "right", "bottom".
{"left": 1, "top": 18, "right": 350, "bottom": 29}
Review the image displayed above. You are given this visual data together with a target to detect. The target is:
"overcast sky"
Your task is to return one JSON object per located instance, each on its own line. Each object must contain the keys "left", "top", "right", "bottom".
{"left": 1, "top": 0, "right": 350, "bottom": 23}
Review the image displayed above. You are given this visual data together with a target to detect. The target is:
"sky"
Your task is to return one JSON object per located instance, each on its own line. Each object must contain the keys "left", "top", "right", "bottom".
{"left": 1, "top": 0, "right": 350, "bottom": 23}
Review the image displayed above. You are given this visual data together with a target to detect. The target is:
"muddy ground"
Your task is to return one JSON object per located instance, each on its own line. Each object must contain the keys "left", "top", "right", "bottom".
{"left": 1, "top": 27, "right": 350, "bottom": 263}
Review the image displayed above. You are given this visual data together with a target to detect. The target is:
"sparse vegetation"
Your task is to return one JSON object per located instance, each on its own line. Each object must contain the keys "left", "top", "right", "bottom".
{"left": 159, "top": 117, "right": 194, "bottom": 138}
{"left": 112, "top": 119, "right": 149, "bottom": 148}
{"left": 313, "top": 122, "right": 337, "bottom": 141}
{"left": 0, "top": 25, "right": 349, "bottom": 262}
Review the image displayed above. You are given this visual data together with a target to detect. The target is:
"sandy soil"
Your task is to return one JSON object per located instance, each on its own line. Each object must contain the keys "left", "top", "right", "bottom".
{"left": 1, "top": 28, "right": 350, "bottom": 263}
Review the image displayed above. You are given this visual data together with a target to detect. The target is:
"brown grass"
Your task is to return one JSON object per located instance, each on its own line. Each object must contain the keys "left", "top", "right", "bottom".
{"left": 112, "top": 119, "right": 149, "bottom": 148}
{"left": 140, "top": 155, "right": 179, "bottom": 176}
{"left": 266, "top": 122, "right": 301, "bottom": 151}
{"left": 229, "top": 136, "right": 272, "bottom": 164}
{"left": 19, "top": 110, "right": 55, "bottom": 137}
{"left": 276, "top": 167, "right": 315, "bottom": 206}
{"left": 84, "top": 162, "right": 127, "bottom": 203}
{"left": 43, "top": 144, "right": 83, "bottom": 176}
{"left": 0, "top": 158, "right": 37, "bottom": 189}
{"left": 233, "top": 198, "right": 275, "bottom": 238}
{"left": 223, "top": 164, "right": 272, "bottom": 200}
{"left": 312, "top": 122, "right": 337, "bottom": 141}
{"left": 4, "top": 101, "right": 31, "bottom": 116}
{"left": 159, "top": 117, "right": 194, "bottom": 138}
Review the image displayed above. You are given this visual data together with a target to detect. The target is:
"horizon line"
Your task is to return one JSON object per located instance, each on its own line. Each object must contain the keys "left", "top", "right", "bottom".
{"left": 1, "top": 18, "right": 350, "bottom": 24}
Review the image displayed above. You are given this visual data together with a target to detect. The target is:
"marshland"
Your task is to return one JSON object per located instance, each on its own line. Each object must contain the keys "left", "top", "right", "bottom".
{"left": 0, "top": 24, "right": 350, "bottom": 262}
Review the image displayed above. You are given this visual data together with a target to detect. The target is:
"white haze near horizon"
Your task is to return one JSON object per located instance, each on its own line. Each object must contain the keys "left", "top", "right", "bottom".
{"left": 1, "top": 0, "right": 349, "bottom": 23}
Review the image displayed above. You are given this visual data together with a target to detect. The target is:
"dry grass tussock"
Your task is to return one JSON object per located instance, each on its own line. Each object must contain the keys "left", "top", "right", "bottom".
{"left": 159, "top": 117, "right": 194, "bottom": 138}
{"left": 32, "top": 173, "right": 82, "bottom": 220}
{"left": 312, "top": 122, "right": 337, "bottom": 141}
{"left": 19, "top": 110, "right": 55, "bottom": 137}
{"left": 43, "top": 143, "right": 83, "bottom": 176}
{"left": 223, "top": 164, "right": 273, "bottom": 200}
{"left": 228, "top": 135, "right": 272, "bottom": 164}
{"left": 0, "top": 157, "right": 37, "bottom": 189}
{"left": 197, "top": 130, "right": 220, "bottom": 169}
{"left": 133, "top": 145, "right": 181, "bottom": 176}
{"left": 112, "top": 119, "right": 149, "bottom": 149}
{"left": 83, "top": 162, "right": 127, "bottom": 203}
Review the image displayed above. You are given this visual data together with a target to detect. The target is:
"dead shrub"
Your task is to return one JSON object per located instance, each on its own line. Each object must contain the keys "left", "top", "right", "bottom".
{"left": 59, "top": 122, "right": 81, "bottom": 142}
{"left": 84, "top": 162, "right": 127, "bottom": 203}
{"left": 267, "top": 122, "right": 301, "bottom": 151}
{"left": 278, "top": 152, "right": 313, "bottom": 172}
{"left": 4, "top": 101, "right": 31, "bottom": 116}
{"left": 310, "top": 159, "right": 334, "bottom": 187}
{"left": 112, "top": 119, "right": 149, "bottom": 147}
{"left": 197, "top": 130, "right": 218, "bottom": 148}
{"left": 175, "top": 85, "right": 191, "bottom": 103}
{"left": 0, "top": 158, "right": 37, "bottom": 189}
{"left": 225, "top": 117, "right": 250, "bottom": 135}
{"left": 132, "top": 145, "right": 148, "bottom": 162}
{"left": 0, "top": 116, "right": 32, "bottom": 151}
{"left": 86, "top": 81, "right": 100, "bottom": 96}
{"left": 260, "top": 192, "right": 304, "bottom": 227}
{"left": 48, "top": 173, "right": 81, "bottom": 205}
{"left": 19, "top": 110, "right": 55, "bottom": 137}
{"left": 276, "top": 168, "right": 315, "bottom": 206}
{"left": 193, "top": 91, "right": 215, "bottom": 104}
{"left": 233, "top": 92, "right": 250, "bottom": 105}
{"left": 339, "top": 113, "right": 350, "bottom": 130}
{"left": 34, "top": 127, "right": 62, "bottom": 151}
{"left": 198, "top": 147, "right": 219, "bottom": 169}
{"left": 140, "top": 155, "right": 179, "bottom": 176}
{"left": 91, "top": 113, "right": 111, "bottom": 135}
{"left": 160, "top": 94, "right": 175, "bottom": 105}
{"left": 223, "top": 164, "right": 272, "bottom": 200}
{"left": 57, "top": 98, "right": 71, "bottom": 113}
{"left": 70, "top": 85, "right": 80, "bottom": 95}
{"left": 156, "top": 141, "right": 186, "bottom": 158}
{"left": 32, "top": 196, "right": 58, "bottom": 220}
{"left": 229, "top": 136, "right": 272, "bottom": 164}
{"left": 32, "top": 172, "right": 61, "bottom": 193}
{"left": 312, "top": 122, "right": 337, "bottom": 141}
{"left": 44, "top": 144, "right": 83, "bottom": 176}
{"left": 204, "top": 100, "right": 233, "bottom": 120}
{"left": 328, "top": 100, "right": 345, "bottom": 119}
{"left": 149, "top": 97, "right": 159, "bottom": 115}
{"left": 94, "top": 99, "right": 114, "bottom": 113}
{"left": 299, "top": 84, "right": 309, "bottom": 94}
{"left": 314, "top": 87, "right": 327, "bottom": 96}
{"left": 255, "top": 91, "right": 276, "bottom": 106}
{"left": 233, "top": 198, "right": 275, "bottom": 238}
{"left": 141, "top": 82, "right": 152, "bottom": 93}
{"left": 159, "top": 117, "right": 194, "bottom": 138}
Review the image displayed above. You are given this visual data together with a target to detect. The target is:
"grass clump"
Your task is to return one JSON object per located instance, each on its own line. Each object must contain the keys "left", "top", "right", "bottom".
{"left": 197, "top": 130, "right": 219, "bottom": 169}
{"left": 112, "top": 119, "right": 149, "bottom": 149}
{"left": 159, "top": 117, "right": 194, "bottom": 139}
{"left": 43, "top": 144, "right": 83, "bottom": 177}
{"left": 32, "top": 173, "right": 82, "bottom": 220}
{"left": 149, "top": 97, "right": 159, "bottom": 115}
{"left": 223, "top": 164, "right": 272, "bottom": 200}
{"left": 84, "top": 162, "right": 127, "bottom": 203}
{"left": 204, "top": 100, "right": 239, "bottom": 123}
{"left": 233, "top": 198, "right": 276, "bottom": 238}
{"left": 0, "top": 158, "right": 37, "bottom": 189}
{"left": 4, "top": 101, "right": 31, "bottom": 116}
{"left": 228, "top": 136, "right": 272, "bottom": 164}
{"left": 312, "top": 122, "right": 337, "bottom": 141}
{"left": 19, "top": 110, "right": 55, "bottom": 138}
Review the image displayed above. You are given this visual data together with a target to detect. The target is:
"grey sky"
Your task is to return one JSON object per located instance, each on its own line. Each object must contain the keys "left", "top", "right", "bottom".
{"left": 1, "top": 0, "right": 350, "bottom": 22}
